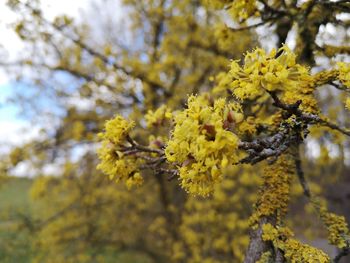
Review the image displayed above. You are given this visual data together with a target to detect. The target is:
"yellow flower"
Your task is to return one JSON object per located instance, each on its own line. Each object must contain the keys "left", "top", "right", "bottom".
{"left": 126, "top": 172, "right": 144, "bottom": 190}
{"left": 165, "top": 94, "right": 240, "bottom": 196}
{"left": 97, "top": 115, "right": 143, "bottom": 188}
{"left": 145, "top": 105, "right": 172, "bottom": 128}
{"left": 99, "top": 115, "right": 135, "bottom": 145}
{"left": 214, "top": 45, "right": 319, "bottom": 112}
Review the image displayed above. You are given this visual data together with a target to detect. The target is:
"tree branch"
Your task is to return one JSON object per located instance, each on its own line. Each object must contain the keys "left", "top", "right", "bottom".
{"left": 334, "top": 247, "right": 350, "bottom": 263}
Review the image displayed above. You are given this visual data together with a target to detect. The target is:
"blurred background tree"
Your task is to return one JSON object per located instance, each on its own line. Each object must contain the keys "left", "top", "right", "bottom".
{"left": 1, "top": 0, "right": 255, "bottom": 262}
{"left": 0, "top": 0, "right": 350, "bottom": 262}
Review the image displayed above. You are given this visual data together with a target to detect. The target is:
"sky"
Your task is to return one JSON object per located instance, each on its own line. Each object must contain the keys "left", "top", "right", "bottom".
{"left": 0, "top": 0, "right": 91, "bottom": 148}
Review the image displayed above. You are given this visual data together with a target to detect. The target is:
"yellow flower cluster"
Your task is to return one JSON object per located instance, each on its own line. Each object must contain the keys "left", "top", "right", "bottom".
{"left": 125, "top": 172, "right": 144, "bottom": 189}
{"left": 207, "top": 0, "right": 257, "bottom": 21}
{"left": 100, "top": 115, "right": 135, "bottom": 145}
{"left": 9, "top": 147, "right": 26, "bottom": 166}
{"left": 227, "top": 0, "right": 257, "bottom": 21}
{"left": 337, "top": 62, "right": 350, "bottom": 88}
{"left": 250, "top": 155, "right": 293, "bottom": 225}
{"left": 173, "top": 165, "right": 258, "bottom": 263}
{"left": 204, "top": 0, "right": 229, "bottom": 8}
{"left": 145, "top": 105, "right": 173, "bottom": 128}
{"left": 97, "top": 115, "right": 143, "bottom": 189}
{"left": 262, "top": 223, "right": 330, "bottom": 263}
{"left": 165, "top": 95, "right": 241, "bottom": 196}
{"left": 214, "top": 25, "right": 254, "bottom": 54}
{"left": 215, "top": 46, "right": 311, "bottom": 100}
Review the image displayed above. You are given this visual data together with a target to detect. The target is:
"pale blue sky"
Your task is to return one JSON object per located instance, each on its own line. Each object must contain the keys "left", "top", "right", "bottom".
{"left": 0, "top": 84, "right": 19, "bottom": 121}
{"left": 0, "top": 0, "right": 93, "bottom": 148}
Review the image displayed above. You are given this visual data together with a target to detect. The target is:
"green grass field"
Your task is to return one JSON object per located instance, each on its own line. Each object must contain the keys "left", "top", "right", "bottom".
{"left": 0, "top": 177, "right": 153, "bottom": 263}
{"left": 0, "top": 177, "right": 34, "bottom": 262}
{"left": 0, "top": 177, "right": 33, "bottom": 211}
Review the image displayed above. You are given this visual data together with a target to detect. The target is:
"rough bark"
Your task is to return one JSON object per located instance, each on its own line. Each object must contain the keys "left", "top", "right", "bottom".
{"left": 243, "top": 217, "right": 273, "bottom": 263}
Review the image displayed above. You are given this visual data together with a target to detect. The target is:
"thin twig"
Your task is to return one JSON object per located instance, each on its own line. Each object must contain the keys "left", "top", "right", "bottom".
{"left": 294, "top": 148, "right": 311, "bottom": 198}
{"left": 227, "top": 14, "right": 283, "bottom": 32}
{"left": 268, "top": 91, "right": 350, "bottom": 137}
